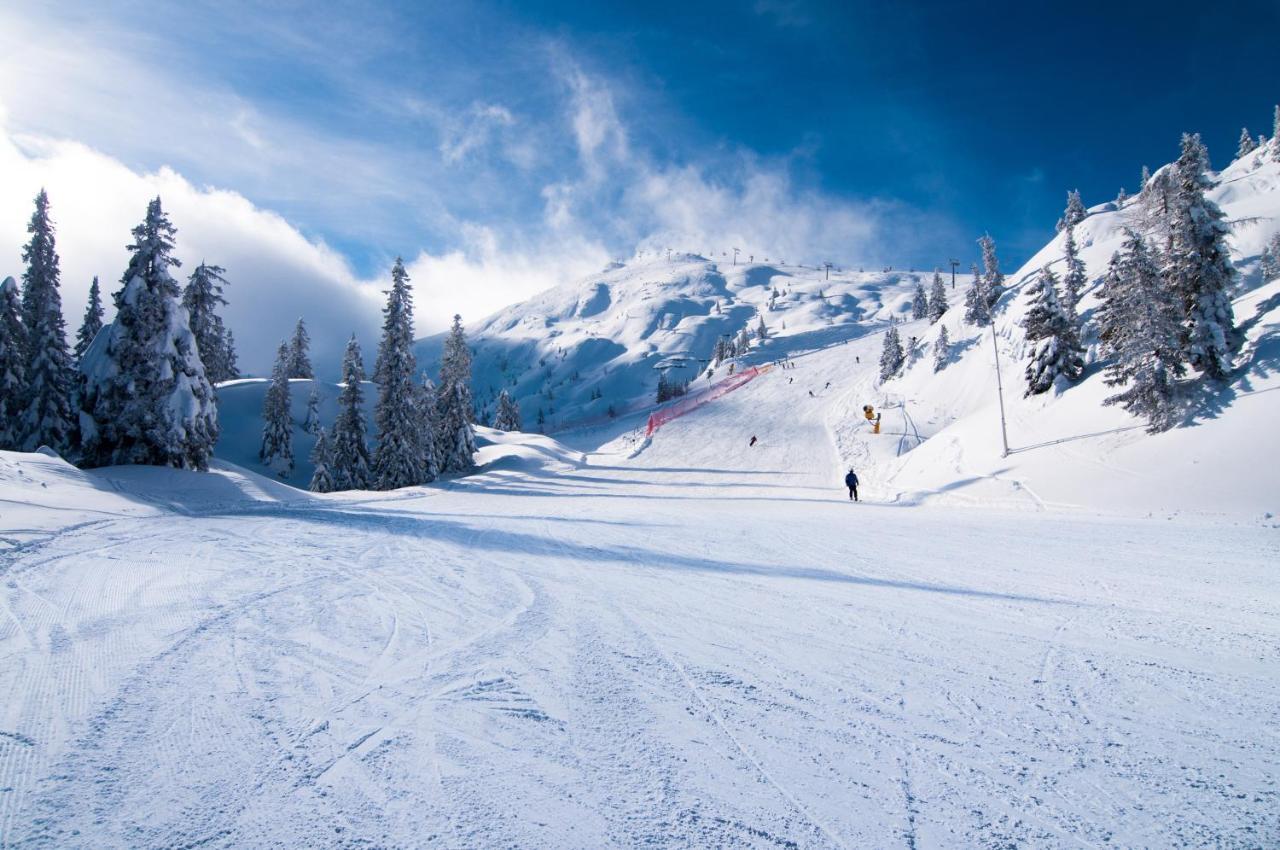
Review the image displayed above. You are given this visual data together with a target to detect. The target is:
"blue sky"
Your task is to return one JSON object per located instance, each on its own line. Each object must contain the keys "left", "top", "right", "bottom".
{"left": 1, "top": 0, "right": 1278, "bottom": 367}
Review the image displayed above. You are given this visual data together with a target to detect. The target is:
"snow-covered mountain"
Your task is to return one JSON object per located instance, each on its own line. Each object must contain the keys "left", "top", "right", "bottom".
{"left": 413, "top": 256, "right": 961, "bottom": 432}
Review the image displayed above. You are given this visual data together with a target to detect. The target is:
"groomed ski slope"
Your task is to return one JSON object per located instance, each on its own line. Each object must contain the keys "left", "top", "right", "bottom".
{"left": 2, "top": 410, "right": 1277, "bottom": 848}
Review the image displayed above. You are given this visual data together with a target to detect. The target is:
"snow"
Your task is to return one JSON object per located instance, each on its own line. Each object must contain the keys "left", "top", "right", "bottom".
{"left": 3, "top": 133, "right": 1280, "bottom": 847}
{"left": 2, "top": 428, "right": 1277, "bottom": 846}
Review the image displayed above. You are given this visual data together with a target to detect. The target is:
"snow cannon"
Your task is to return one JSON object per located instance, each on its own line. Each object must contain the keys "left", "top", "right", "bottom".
{"left": 863, "top": 404, "right": 881, "bottom": 435}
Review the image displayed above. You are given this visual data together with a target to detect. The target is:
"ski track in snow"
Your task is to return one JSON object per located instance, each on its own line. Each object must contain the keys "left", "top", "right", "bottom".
{"left": 1, "top": 350, "right": 1279, "bottom": 847}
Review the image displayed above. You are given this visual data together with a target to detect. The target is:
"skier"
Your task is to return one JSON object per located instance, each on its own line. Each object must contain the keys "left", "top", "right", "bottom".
{"left": 844, "top": 468, "right": 859, "bottom": 501}
{"left": 749, "top": 435, "right": 758, "bottom": 447}
{"left": 808, "top": 390, "right": 814, "bottom": 397}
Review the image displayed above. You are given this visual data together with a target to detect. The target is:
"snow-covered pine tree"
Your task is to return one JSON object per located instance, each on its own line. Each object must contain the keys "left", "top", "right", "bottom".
{"left": 330, "top": 334, "right": 371, "bottom": 490}
{"left": 1140, "top": 165, "right": 1151, "bottom": 189}
{"left": 1115, "top": 187, "right": 1128, "bottom": 206}
{"left": 259, "top": 340, "right": 293, "bottom": 477}
{"left": 285, "top": 318, "right": 314, "bottom": 379}
{"left": 79, "top": 198, "right": 219, "bottom": 469}
{"left": 979, "top": 234, "right": 1005, "bottom": 310}
{"left": 1263, "top": 236, "right": 1280, "bottom": 281}
{"left": 1237, "top": 127, "right": 1257, "bottom": 159}
{"left": 1166, "top": 133, "right": 1241, "bottom": 381}
{"left": 1061, "top": 225, "right": 1087, "bottom": 312}
{"left": 656, "top": 372, "right": 671, "bottom": 403}
{"left": 756, "top": 316, "right": 768, "bottom": 339}
{"left": 736, "top": 327, "right": 751, "bottom": 354}
{"left": 435, "top": 314, "right": 476, "bottom": 474}
{"left": 927, "top": 271, "right": 948, "bottom": 323}
{"left": 372, "top": 258, "right": 429, "bottom": 490}
{"left": 933, "top": 325, "right": 950, "bottom": 372}
{"left": 1056, "top": 190, "right": 1087, "bottom": 232}
{"left": 18, "top": 190, "right": 75, "bottom": 453}
{"left": 182, "top": 263, "right": 237, "bottom": 384}
{"left": 1273, "top": 106, "right": 1280, "bottom": 161}
{"left": 493, "top": 388, "right": 522, "bottom": 431}
{"left": 963, "top": 262, "right": 989, "bottom": 326}
{"left": 879, "top": 325, "right": 904, "bottom": 382}
{"left": 303, "top": 386, "right": 321, "bottom": 434}
{"left": 223, "top": 330, "right": 240, "bottom": 380}
{"left": 0, "top": 277, "right": 26, "bottom": 450}
{"left": 911, "top": 279, "right": 929, "bottom": 320}
{"left": 1097, "top": 229, "right": 1185, "bottom": 431}
{"left": 308, "top": 427, "right": 336, "bottom": 493}
{"left": 414, "top": 373, "right": 438, "bottom": 473}
{"left": 1022, "top": 265, "right": 1085, "bottom": 395}
{"left": 74, "top": 276, "right": 104, "bottom": 366}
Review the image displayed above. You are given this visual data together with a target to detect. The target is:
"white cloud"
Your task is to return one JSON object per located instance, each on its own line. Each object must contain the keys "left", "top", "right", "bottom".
{"left": 0, "top": 125, "right": 383, "bottom": 378}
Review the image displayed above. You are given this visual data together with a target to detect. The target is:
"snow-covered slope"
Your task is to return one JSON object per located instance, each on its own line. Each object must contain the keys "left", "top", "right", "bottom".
{"left": 414, "top": 255, "right": 960, "bottom": 432}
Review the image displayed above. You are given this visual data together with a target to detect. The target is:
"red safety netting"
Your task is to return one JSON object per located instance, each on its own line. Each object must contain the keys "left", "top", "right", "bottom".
{"left": 645, "top": 364, "right": 772, "bottom": 437}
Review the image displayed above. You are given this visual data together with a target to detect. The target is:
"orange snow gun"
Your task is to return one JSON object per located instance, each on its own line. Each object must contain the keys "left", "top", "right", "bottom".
{"left": 863, "top": 404, "right": 882, "bottom": 434}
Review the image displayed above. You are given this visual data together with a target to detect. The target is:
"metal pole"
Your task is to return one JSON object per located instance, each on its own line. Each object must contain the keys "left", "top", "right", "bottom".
{"left": 990, "top": 325, "right": 1010, "bottom": 457}
{"left": 950, "top": 259, "right": 959, "bottom": 290}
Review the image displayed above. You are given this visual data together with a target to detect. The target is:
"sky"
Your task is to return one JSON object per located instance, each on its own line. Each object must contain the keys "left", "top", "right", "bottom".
{"left": 1, "top": 0, "right": 1277, "bottom": 374}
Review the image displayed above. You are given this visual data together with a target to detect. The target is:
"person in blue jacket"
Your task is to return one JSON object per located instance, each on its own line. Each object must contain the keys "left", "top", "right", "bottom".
{"left": 844, "top": 469, "right": 859, "bottom": 501}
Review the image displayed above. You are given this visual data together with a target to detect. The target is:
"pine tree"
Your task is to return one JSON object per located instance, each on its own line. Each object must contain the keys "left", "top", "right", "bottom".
{"left": 182, "top": 263, "right": 237, "bottom": 384}
{"left": 933, "top": 325, "right": 950, "bottom": 372}
{"left": 1273, "top": 106, "right": 1280, "bottom": 161}
{"left": 435, "top": 314, "right": 476, "bottom": 474}
{"left": 1062, "top": 225, "right": 1088, "bottom": 312}
{"left": 372, "top": 258, "right": 429, "bottom": 490}
{"left": 1237, "top": 127, "right": 1257, "bottom": 159}
{"left": 79, "top": 197, "right": 219, "bottom": 469}
{"left": 18, "top": 190, "right": 75, "bottom": 453}
{"left": 927, "top": 271, "right": 948, "bottom": 323}
{"left": 259, "top": 340, "right": 293, "bottom": 477}
{"left": 493, "top": 388, "right": 522, "bottom": 431}
{"left": 303, "top": 386, "right": 321, "bottom": 434}
{"left": 74, "top": 276, "right": 104, "bottom": 366}
{"left": 0, "top": 277, "right": 26, "bottom": 450}
{"left": 979, "top": 234, "right": 1005, "bottom": 310}
{"left": 911, "top": 280, "right": 929, "bottom": 320}
{"left": 964, "top": 263, "right": 988, "bottom": 326}
{"left": 414, "top": 373, "right": 439, "bottom": 476}
{"left": 1166, "top": 133, "right": 1241, "bottom": 380}
{"left": 879, "top": 325, "right": 904, "bottom": 382}
{"left": 1097, "top": 230, "right": 1185, "bottom": 431}
{"left": 736, "top": 327, "right": 751, "bottom": 354}
{"left": 223, "top": 330, "right": 240, "bottom": 380}
{"left": 1022, "top": 265, "right": 1085, "bottom": 395}
{"left": 1057, "top": 190, "right": 1087, "bottom": 232}
{"left": 1263, "top": 235, "right": 1280, "bottom": 281}
{"left": 1140, "top": 165, "right": 1151, "bottom": 189}
{"left": 330, "top": 334, "right": 370, "bottom": 490}
{"left": 1115, "top": 187, "right": 1128, "bottom": 207}
{"left": 756, "top": 316, "right": 768, "bottom": 339}
{"left": 308, "top": 427, "right": 336, "bottom": 493}
{"left": 285, "top": 318, "right": 313, "bottom": 379}
{"left": 656, "top": 372, "right": 671, "bottom": 403}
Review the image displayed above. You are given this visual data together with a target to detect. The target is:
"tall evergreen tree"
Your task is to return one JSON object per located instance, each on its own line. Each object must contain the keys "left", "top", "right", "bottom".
{"left": 414, "top": 373, "right": 438, "bottom": 475}
{"left": 927, "top": 271, "right": 948, "bottom": 323}
{"left": 1273, "top": 105, "right": 1280, "bottom": 161}
{"left": 1022, "top": 265, "right": 1085, "bottom": 395}
{"left": 330, "top": 334, "right": 370, "bottom": 490}
{"left": 756, "top": 315, "right": 768, "bottom": 339}
{"left": 493, "top": 389, "right": 522, "bottom": 431}
{"left": 182, "top": 263, "right": 237, "bottom": 384}
{"left": 372, "top": 258, "right": 430, "bottom": 489}
{"left": 1166, "top": 133, "right": 1241, "bottom": 380}
{"left": 1062, "top": 225, "right": 1088, "bottom": 312}
{"left": 223, "top": 329, "right": 240, "bottom": 380}
{"left": 18, "top": 190, "right": 75, "bottom": 453}
{"left": 1237, "top": 127, "right": 1258, "bottom": 159}
{"left": 436, "top": 314, "right": 477, "bottom": 473}
{"left": 1097, "top": 230, "right": 1185, "bottom": 431}
{"left": 979, "top": 234, "right": 1005, "bottom": 310}
{"left": 74, "top": 276, "right": 104, "bottom": 366}
{"left": 308, "top": 427, "right": 336, "bottom": 493}
{"left": 0, "top": 277, "right": 25, "bottom": 450}
{"left": 79, "top": 197, "right": 219, "bottom": 469}
{"left": 285, "top": 318, "right": 313, "bottom": 379}
{"left": 963, "top": 263, "right": 989, "bottom": 326}
{"left": 911, "top": 280, "right": 928, "bottom": 320}
{"left": 1262, "top": 235, "right": 1280, "bottom": 281}
{"left": 259, "top": 340, "right": 294, "bottom": 477}
{"left": 933, "top": 324, "right": 950, "bottom": 373}
{"left": 1057, "top": 190, "right": 1087, "bottom": 232}
{"left": 879, "top": 325, "right": 904, "bottom": 382}
{"left": 736, "top": 326, "right": 752, "bottom": 354}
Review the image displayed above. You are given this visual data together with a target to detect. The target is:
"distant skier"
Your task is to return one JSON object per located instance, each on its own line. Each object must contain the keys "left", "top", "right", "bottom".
{"left": 749, "top": 435, "right": 758, "bottom": 447}
{"left": 808, "top": 390, "right": 814, "bottom": 397}
{"left": 844, "top": 469, "right": 859, "bottom": 501}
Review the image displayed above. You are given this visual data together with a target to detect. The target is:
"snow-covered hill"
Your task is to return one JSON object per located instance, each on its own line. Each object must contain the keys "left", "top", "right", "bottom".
{"left": 414, "top": 256, "right": 961, "bottom": 432}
